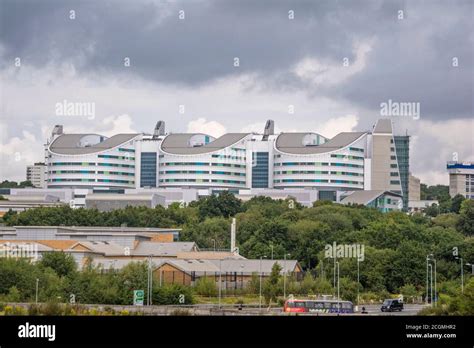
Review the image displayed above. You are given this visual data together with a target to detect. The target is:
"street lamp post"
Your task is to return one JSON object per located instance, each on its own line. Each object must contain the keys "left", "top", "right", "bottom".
{"left": 429, "top": 263, "right": 433, "bottom": 307}
{"left": 218, "top": 259, "right": 222, "bottom": 308}
{"left": 211, "top": 239, "right": 216, "bottom": 252}
{"left": 457, "top": 257, "right": 464, "bottom": 293}
{"left": 357, "top": 258, "right": 360, "bottom": 308}
{"left": 147, "top": 255, "right": 153, "bottom": 306}
{"left": 284, "top": 253, "right": 290, "bottom": 299}
{"left": 426, "top": 256, "right": 429, "bottom": 305}
{"left": 270, "top": 244, "right": 274, "bottom": 260}
{"left": 333, "top": 252, "right": 337, "bottom": 296}
{"left": 35, "top": 279, "right": 39, "bottom": 304}
{"left": 259, "top": 255, "right": 267, "bottom": 310}
{"left": 467, "top": 263, "right": 473, "bottom": 276}
{"left": 426, "top": 254, "right": 436, "bottom": 306}
{"left": 336, "top": 261, "right": 340, "bottom": 301}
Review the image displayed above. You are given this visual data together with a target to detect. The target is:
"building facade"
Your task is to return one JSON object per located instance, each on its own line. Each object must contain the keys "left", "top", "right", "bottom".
{"left": 447, "top": 161, "right": 474, "bottom": 199}
{"left": 26, "top": 163, "right": 46, "bottom": 188}
{"left": 43, "top": 119, "right": 408, "bottom": 205}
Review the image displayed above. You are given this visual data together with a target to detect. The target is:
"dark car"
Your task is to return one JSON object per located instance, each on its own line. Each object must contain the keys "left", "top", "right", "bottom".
{"left": 381, "top": 299, "right": 403, "bottom": 312}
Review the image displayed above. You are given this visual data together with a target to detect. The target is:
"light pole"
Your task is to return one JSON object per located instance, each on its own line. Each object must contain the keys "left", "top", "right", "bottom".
{"left": 428, "top": 263, "right": 433, "bottom": 307}
{"left": 336, "top": 261, "right": 340, "bottom": 311}
{"left": 427, "top": 254, "right": 436, "bottom": 306}
{"left": 211, "top": 239, "right": 216, "bottom": 252}
{"left": 333, "top": 252, "right": 337, "bottom": 296}
{"left": 270, "top": 244, "right": 274, "bottom": 260}
{"left": 35, "top": 279, "right": 39, "bottom": 304}
{"left": 218, "top": 259, "right": 222, "bottom": 308}
{"left": 283, "top": 253, "right": 290, "bottom": 299}
{"left": 456, "top": 257, "right": 464, "bottom": 293}
{"left": 147, "top": 255, "right": 153, "bottom": 306}
{"left": 357, "top": 258, "right": 360, "bottom": 308}
{"left": 259, "top": 255, "right": 267, "bottom": 310}
{"left": 425, "top": 256, "right": 429, "bottom": 305}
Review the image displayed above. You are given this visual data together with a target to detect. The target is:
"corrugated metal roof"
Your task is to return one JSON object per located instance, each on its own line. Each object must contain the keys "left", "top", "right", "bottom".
{"left": 49, "top": 133, "right": 139, "bottom": 155}
{"left": 132, "top": 241, "right": 197, "bottom": 256}
{"left": 160, "top": 133, "right": 249, "bottom": 155}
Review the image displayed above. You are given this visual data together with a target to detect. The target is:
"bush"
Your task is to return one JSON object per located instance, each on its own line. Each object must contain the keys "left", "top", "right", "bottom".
{"left": 42, "top": 301, "right": 63, "bottom": 315}
{"left": 153, "top": 284, "right": 194, "bottom": 305}
{"left": 194, "top": 277, "right": 218, "bottom": 297}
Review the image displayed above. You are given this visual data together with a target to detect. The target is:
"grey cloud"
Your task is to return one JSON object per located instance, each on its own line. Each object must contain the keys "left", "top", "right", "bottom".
{"left": 0, "top": 0, "right": 472, "bottom": 122}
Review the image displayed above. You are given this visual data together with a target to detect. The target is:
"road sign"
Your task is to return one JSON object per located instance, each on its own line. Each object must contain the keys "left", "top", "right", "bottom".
{"left": 133, "top": 290, "right": 144, "bottom": 306}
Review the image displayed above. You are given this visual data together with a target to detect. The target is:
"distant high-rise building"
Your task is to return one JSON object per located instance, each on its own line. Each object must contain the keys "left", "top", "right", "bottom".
{"left": 408, "top": 173, "right": 421, "bottom": 201}
{"left": 447, "top": 161, "right": 474, "bottom": 199}
{"left": 26, "top": 163, "right": 46, "bottom": 188}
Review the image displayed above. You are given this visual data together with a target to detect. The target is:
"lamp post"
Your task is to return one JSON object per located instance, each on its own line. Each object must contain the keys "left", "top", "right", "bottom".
{"left": 427, "top": 254, "right": 436, "bottom": 306}
{"left": 218, "top": 259, "right": 222, "bottom": 308}
{"left": 357, "top": 258, "right": 360, "bottom": 308}
{"left": 425, "top": 256, "right": 429, "bottom": 305}
{"left": 456, "top": 257, "right": 464, "bottom": 293}
{"left": 211, "top": 239, "right": 216, "bottom": 252}
{"left": 283, "top": 253, "right": 290, "bottom": 299}
{"left": 428, "top": 263, "right": 433, "bottom": 307}
{"left": 270, "top": 244, "right": 274, "bottom": 260}
{"left": 259, "top": 255, "right": 267, "bottom": 310}
{"left": 333, "top": 252, "right": 337, "bottom": 297}
{"left": 147, "top": 255, "right": 153, "bottom": 306}
{"left": 35, "top": 279, "right": 39, "bottom": 304}
{"left": 336, "top": 261, "right": 340, "bottom": 301}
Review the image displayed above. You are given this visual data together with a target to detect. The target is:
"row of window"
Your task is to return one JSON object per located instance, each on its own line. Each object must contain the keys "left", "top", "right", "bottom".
{"left": 274, "top": 162, "right": 363, "bottom": 168}
{"left": 118, "top": 148, "right": 135, "bottom": 153}
{"left": 330, "top": 154, "right": 364, "bottom": 160}
{"left": 274, "top": 170, "right": 363, "bottom": 176}
{"left": 211, "top": 154, "right": 246, "bottom": 161}
{"left": 274, "top": 179, "right": 362, "bottom": 184}
{"left": 49, "top": 178, "right": 134, "bottom": 184}
{"left": 49, "top": 170, "right": 134, "bottom": 176}
{"left": 159, "top": 170, "right": 245, "bottom": 176}
{"left": 160, "top": 178, "right": 245, "bottom": 184}
{"left": 162, "top": 162, "right": 246, "bottom": 168}
{"left": 51, "top": 162, "right": 135, "bottom": 168}
{"left": 98, "top": 154, "right": 135, "bottom": 161}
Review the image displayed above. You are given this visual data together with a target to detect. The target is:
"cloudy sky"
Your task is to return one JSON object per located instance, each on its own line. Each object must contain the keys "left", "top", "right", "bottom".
{"left": 0, "top": 0, "right": 473, "bottom": 184}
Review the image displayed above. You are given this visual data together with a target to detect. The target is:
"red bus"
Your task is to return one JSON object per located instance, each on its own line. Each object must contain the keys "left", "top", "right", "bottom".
{"left": 284, "top": 299, "right": 354, "bottom": 314}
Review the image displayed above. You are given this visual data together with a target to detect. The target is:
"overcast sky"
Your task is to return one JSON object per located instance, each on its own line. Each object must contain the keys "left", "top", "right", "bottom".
{"left": 0, "top": 0, "right": 473, "bottom": 185}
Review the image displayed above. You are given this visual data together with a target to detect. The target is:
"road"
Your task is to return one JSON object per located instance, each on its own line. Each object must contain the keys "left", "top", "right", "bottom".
{"left": 353, "top": 304, "right": 428, "bottom": 316}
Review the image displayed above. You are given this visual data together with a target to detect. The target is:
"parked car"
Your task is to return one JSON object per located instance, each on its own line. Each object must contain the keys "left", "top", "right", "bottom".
{"left": 381, "top": 299, "right": 404, "bottom": 312}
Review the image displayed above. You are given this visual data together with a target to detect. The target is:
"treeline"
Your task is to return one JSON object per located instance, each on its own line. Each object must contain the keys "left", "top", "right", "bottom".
{"left": 0, "top": 253, "right": 193, "bottom": 306}
{"left": 1, "top": 193, "right": 473, "bottom": 296}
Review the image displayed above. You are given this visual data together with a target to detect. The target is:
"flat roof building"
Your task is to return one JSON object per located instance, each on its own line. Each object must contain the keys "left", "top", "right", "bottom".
{"left": 447, "top": 161, "right": 474, "bottom": 199}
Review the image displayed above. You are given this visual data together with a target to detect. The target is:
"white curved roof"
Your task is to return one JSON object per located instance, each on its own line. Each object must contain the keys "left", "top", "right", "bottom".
{"left": 49, "top": 133, "right": 140, "bottom": 155}
{"left": 275, "top": 132, "right": 367, "bottom": 154}
{"left": 160, "top": 133, "right": 250, "bottom": 155}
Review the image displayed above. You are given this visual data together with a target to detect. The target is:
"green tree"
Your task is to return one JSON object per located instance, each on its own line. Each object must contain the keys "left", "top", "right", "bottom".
{"left": 263, "top": 263, "right": 282, "bottom": 305}
{"left": 457, "top": 199, "right": 474, "bottom": 235}
{"left": 39, "top": 252, "right": 77, "bottom": 277}
{"left": 451, "top": 194, "right": 466, "bottom": 214}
